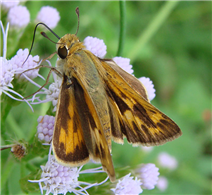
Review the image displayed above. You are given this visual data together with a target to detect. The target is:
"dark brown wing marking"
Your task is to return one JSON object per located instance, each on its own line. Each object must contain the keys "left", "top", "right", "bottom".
{"left": 101, "top": 60, "right": 182, "bottom": 146}
{"left": 52, "top": 75, "right": 89, "bottom": 166}
{"left": 72, "top": 75, "right": 115, "bottom": 181}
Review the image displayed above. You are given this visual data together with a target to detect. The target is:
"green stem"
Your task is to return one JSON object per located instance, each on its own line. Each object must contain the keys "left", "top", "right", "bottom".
{"left": 116, "top": 0, "right": 126, "bottom": 56}
{"left": 128, "top": 1, "right": 179, "bottom": 62}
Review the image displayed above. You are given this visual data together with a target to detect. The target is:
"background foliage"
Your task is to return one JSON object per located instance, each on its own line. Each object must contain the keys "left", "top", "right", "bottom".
{"left": 1, "top": 1, "right": 211, "bottom": 195}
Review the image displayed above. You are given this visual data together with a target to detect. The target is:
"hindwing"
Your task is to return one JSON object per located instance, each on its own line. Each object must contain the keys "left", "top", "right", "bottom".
{"left": 101, "top": 59, "right": 182, "bottom": 146}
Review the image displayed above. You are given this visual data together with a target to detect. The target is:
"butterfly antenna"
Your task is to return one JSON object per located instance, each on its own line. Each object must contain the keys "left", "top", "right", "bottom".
{"left": 23, "top": 22, "right": 60, "bottom": 65}
{"left": 75, "top": 7, "right": 80, "bottom": 35}
{"left": 41, "top": 32, "right": 59, "bottom": 44}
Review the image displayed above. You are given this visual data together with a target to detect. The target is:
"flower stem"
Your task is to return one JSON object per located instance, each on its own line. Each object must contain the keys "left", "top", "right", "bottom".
{"left": 117, "top": 0, "right": 126, "bottom": 56}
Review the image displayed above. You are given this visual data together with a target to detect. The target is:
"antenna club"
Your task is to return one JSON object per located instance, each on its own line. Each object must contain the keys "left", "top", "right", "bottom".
{"left": 76, "top": 7, "right": 79, "bottom": 16}
{"left": 75, "top": 7, "right": 80, "bottom": 35}
{"left": 41, "top": 31, "right": 47, "bottom": 38}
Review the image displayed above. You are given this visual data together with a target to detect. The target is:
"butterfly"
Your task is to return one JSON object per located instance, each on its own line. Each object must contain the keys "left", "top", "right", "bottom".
{"left": 31, "top": 8, "right": 182, "bottom": 182}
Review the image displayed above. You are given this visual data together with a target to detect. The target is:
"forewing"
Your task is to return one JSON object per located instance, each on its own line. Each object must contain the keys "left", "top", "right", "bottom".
{"left": 101, "top": 60, "right": 182, "bottom": 146}
{"left": 52, "top": 75, "right": 89, "bottom": 166}
{"left": 71, "top": 51, "right": 115, "bottom": 181}
{"left": 104, "top": 59, "right": 149, "bottom": 101}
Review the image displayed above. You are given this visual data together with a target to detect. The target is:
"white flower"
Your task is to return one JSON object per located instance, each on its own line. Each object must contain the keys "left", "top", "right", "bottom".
{"left": 157, "top": 176, "right": 168, "bottom": 191}
{"left": 0, "top": 21, "right": 32, "bottom": 109}
{"left": 0, "top": 57, "right": 14, "bottom": 95}
{"left": 113, "top": 56, "right": 134, "bottom": 75}
{"left": 111, "top": 173, "right": 143, "bottom": 195}
{"left": 1, "top": 0, "right": 20, "bottom": 10}
{"left": 7, "top": 5, "right": 30, "bottom": 28}
{"left": 37, "top": 115, "right": 55, "bottom": 143}
{"left": 29, "top": 150, "right": 108, "bottom": 195}
{"left": 138, "top": 77, "right": 155, "bottom": 101}
{"left": 46, "top": 77, "right": 62, "bottom": 112}
{"left": 84, "top": 36, "right": 107, "bottom": 58}
{"left": 36, "top": 6, "right": 60, "bottom": 29}
{"left": 157, "top": 152, "right": 178, "bottom": 170}
{"left": 10, "top": 48, "right": 40, "bottom": 80}
{"left": 136, "top": 163, "right": 159, "bottom": 190}
{"left": 29, "top": 60, "right": 62, "bottom": 110}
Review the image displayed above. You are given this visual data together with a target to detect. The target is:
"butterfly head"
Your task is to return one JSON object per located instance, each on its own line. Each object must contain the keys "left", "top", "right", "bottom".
{"left": 56, "top": 34, "right": 85, "bottom": 60}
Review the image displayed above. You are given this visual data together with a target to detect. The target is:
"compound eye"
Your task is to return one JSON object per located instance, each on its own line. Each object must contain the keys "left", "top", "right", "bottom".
{"left": 58, "top": 46, "right": 68, "bottom": 59}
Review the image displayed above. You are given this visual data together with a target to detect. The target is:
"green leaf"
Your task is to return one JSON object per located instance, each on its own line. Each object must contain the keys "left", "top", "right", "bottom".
{"left": 19, "top": 169, "right": 42, "bottom": 194}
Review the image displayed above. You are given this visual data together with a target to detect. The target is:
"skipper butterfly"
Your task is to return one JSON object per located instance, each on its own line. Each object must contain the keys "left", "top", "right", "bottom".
{"left": 30, "top": 7, "right": 182, "bottom": 182}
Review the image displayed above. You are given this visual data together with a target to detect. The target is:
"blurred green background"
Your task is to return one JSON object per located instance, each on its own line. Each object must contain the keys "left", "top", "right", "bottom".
{"left": 1, "top": 1, "right": 211, "bottom": 195}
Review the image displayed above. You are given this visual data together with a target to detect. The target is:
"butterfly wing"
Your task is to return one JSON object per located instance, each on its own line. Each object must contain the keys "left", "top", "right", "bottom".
{"left": 52, "top": 75, "right": 90, "bottom": 166}
{"left": 100, "top": 59, "right": 182, "bottom": 146}
{"left": 72, "top": 75, "right": 115, "bottom": 181}
{"left": 54, "top": 50, "right": 115, "bottom": 181}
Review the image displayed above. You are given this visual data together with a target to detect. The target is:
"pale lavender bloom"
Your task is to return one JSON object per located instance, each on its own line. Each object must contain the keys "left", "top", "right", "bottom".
{"left": 0, "top": 21, "right": 32, "bottom": 109}
{"left": 138, "top": 77, "right": 156, "bottom": 101}
{"left": 157, "top": 152, "right": 178, "bottom": 170}
{"left": 28, "top": 60, "right": 61, "bottom": 110}
{"left": 31, "top": 75, "right": 61, "bottom": 112}
{"left": 156, "top": 176, "right": 168, "bottom": 191}
{"left": 0, "top": 57, "right": 14, "bottom": 95}
{"left": 36, "top": 6, "right": 60, "bottom": 29}
{"left": 84, "top": 36, "right": 107, "bottom": 58}
{"left": 113, "top": 56, "right": 134, "bottom": 75}
{"left": 29, "top": 150, "right": 108, "bottom": 195}
{"left": 1, "top": 0, "right": 20, "bottom": 10}
{"left": 7, "top": 5, "right": 30, "bottom": 28}
{"left": 136, "top": 163, "right": 159, "bottom": 190}
{"left": 37, "top": 115, "right": 55, "bottom": 143}
{"left": 10, "top": 48, "right": 40, "bottom": 80}
{"left": 111, "top": 173, "right": 143, "bottom": 195}
{"left": 46, "top": 77, "right": 62, "bottom": 112}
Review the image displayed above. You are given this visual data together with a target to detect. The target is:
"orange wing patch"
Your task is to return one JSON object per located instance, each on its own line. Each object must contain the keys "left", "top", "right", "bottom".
{"left": 52, "top": 76, "right": 89, "bottom": 166}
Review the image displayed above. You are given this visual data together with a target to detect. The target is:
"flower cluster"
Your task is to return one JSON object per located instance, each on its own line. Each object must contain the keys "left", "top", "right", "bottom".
{"left": 29, "top": 149, "right": 108, "bottom": 195}
{"left": 37, "top": 115, "right": 55, "bottom": 143}
{"left": 10, "top": 48, "right": 39, "bottom": 80}
{"left": 136, "top": 163, "right": 159, "bottom": 190}
{"left": 157, "top": 152, "right": 178, "bottom": 170}
{"left": 0, "top": 1, "right": 61, "bottom": 103}
{"left": 0, "top": 22, "right": 38, "bottom": 108}
{"left": 111, "top": 163, "right": 160, "bottom": 195}
{"left": 2, "top": 1, "right": 60, "bottom": 29}
{"left": 7, "top": 5, "right": 30, "bottom": 28}
{"left": 111, "top": 173, "right": 143, "bottom": 195}
{"left": 36, "top": 6, "right": 60, "bottom": 29}
{"left": 1, "top": 0, "right": 20, "bottom": 11}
